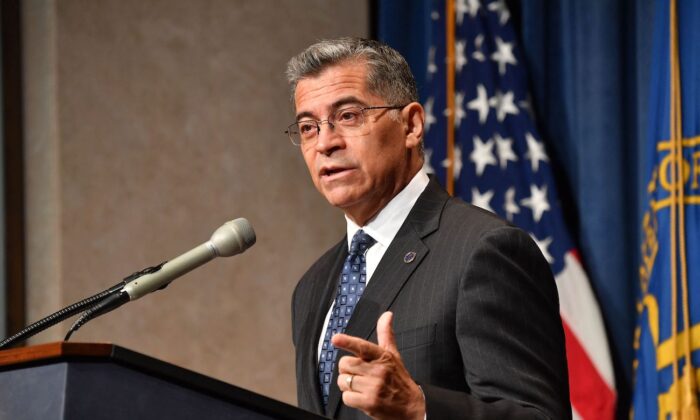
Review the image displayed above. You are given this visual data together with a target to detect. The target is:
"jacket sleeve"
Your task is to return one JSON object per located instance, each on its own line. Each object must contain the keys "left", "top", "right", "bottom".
{"left": 422, "top": 225, "right": 571, "bottom": 420}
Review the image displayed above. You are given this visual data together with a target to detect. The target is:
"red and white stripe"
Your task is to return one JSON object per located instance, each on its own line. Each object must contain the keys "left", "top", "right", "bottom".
{"left": 556, "top": 251, "right": 617, "bottom": 420}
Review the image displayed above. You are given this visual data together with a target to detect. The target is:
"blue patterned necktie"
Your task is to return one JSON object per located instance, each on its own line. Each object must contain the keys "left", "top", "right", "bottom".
{"left": 318, "top": 229, "right": 376, "bottom": 406}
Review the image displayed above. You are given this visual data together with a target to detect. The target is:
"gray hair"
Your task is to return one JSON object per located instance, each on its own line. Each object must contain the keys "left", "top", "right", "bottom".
{"left": 286, "top": 37, "right": 418, "bottom": 106}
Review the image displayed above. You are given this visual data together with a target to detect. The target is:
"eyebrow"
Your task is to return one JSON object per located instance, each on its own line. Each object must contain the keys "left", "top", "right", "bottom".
{"left": 295, "top": 96, "right": 369, "bottom": 121}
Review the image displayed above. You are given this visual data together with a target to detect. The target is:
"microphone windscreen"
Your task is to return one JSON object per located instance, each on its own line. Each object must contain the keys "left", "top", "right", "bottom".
{"left": 210, "top": 218, "right": 256, "bottom": 257}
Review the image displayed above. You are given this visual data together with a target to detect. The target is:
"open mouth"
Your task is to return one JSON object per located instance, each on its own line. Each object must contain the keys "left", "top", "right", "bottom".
{"left": 321, "top": 166, "right": 353, "bottom": 179}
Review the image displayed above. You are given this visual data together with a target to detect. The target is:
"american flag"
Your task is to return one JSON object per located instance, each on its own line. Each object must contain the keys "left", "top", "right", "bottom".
{"left": 421, "top": 1, "right": 616, "bottom": 418}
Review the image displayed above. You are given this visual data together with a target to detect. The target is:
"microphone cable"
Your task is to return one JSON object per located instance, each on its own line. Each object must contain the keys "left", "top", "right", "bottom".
{"left": 0, "top": 262, "right": 165, "bottom": 349}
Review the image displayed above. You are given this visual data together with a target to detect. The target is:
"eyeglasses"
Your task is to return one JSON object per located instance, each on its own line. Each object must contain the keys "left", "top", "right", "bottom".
{"left": 285, "top": 105, "right": 407, "bottom": 147}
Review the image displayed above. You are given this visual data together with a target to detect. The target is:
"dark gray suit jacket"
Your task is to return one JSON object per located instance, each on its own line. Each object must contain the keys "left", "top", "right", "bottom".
{"left": 292, "top": 179, "right": 571, "bottom": 419}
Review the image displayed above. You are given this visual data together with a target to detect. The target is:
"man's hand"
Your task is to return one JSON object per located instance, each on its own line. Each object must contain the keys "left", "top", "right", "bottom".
{"left": 332, "top": 311, "right": 426, "bottom": 420}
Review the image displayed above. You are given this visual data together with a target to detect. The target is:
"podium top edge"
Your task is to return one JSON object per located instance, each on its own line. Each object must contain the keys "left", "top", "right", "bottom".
{"left": 0, "top": 341, "right": 115, "bottom": 367}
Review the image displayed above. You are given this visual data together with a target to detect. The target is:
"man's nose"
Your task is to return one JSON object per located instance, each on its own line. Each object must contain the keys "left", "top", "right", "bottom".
{"left": 314, "top": 121, "right": 343, "bottom": 154}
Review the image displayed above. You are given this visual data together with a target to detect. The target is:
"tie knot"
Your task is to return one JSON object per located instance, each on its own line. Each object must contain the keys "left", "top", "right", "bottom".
{"left": 349, "top": 229, "right": 376, "bottom": 256}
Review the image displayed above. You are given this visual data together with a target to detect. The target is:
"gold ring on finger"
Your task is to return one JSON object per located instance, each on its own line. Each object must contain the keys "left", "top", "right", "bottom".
{"left": 345, "top": 374, "right": 354, "bottom": 391}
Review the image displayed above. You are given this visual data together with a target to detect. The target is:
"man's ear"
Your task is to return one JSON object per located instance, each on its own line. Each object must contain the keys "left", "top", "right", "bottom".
{"left": 403, "top": 102, "right": 425, "bottom": 150}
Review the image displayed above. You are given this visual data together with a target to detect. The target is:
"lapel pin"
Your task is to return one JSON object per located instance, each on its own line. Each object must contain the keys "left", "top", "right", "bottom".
{"left": 403, "top": 251, "right": 417, "bottom": 263}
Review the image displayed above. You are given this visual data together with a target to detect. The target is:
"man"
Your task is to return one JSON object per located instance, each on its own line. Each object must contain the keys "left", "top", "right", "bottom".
{"left": 286, "top": 38, "right": 570, "bottom": 420}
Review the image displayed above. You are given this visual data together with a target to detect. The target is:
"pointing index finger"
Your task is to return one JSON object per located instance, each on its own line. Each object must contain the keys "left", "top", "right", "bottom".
{"left": 332, "top": 333, "right": 384, "bottom": 361}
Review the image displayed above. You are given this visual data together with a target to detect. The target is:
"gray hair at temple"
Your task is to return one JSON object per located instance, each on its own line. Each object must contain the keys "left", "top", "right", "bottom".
{"left": 285, "top": 37, "right": 419, "bottom": 108}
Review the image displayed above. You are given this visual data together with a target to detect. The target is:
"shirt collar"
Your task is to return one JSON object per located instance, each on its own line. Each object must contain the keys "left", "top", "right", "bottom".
{"left": 346, "top": 168, "right": 430, "bottom": 248}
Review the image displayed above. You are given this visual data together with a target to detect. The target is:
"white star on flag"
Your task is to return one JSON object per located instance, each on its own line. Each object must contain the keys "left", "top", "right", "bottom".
{"left": 487, "top": 0, "right": 510, "bottom": 25}
{"left": 520, "top": 184, "right": 550, "bottom": 222}
{"left": 494, "top": 133, "right": 518, "bottom": 169}
{"left": 489, "top": 90, "right": 519, "bottom": 122}
{"left": 427, "top": 46, "right": 437, "bottom": 79}
{"left": 442, "top": 144, "right": 463, "bottom": 180}
{"left": 454, "top": 91, "right": 467, "bottom": 128}
{"left": 524, "top": 132, "right": 549, "bottom": 172}
{"left": 491, "top": 37, "right": 517, "bottom": 75}
{"left": 468, "top": 84, "right": 490, "bottom": 124}
{"left": 423, "top": 148, "right": 435, "bottom": 174}
{"left": 455, "top": 40, "right": 468, "bottom": 72}
{"left": 455, "top": 0, "right": 468, "bottom": 25}
{"left": 471, "top": 187, "right": 495, "bottom": 213}
{"left": 424, "top": 97, "right": 436, "bottom": 133}
{"left": 470, "top": 135, "right": 496, "bottom": 176}
{"left": 472, "top": 34, "right": 486, "bottom": 62}
{"left": 530, "top": 234, "right": 554, "bottom": 263}
{"left": 503, "top": 187, "right": 520, "bottom": 221}
{"left": 467, "top": 0, "right": 481, "bottom": 18}
{"left": 519, "top": 95, "right": 535, "bottom": 119}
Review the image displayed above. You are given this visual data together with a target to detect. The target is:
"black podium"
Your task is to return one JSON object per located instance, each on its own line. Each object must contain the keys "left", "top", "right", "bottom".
{"left": 0, "top": 342, "right": 326, "bottom": 420}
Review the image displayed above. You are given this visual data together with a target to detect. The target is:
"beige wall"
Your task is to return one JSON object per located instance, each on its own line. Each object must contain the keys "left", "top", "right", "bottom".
{"left": 23, "top": 0, "right": 368, "bottom": 406}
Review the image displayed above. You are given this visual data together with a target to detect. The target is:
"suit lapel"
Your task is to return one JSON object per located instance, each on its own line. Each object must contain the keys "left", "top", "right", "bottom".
{"left": 298, "top": 239, "right": 348, "bottom": 415}
{"left": 326, "top": 178, "right": 448, "bottom": 416}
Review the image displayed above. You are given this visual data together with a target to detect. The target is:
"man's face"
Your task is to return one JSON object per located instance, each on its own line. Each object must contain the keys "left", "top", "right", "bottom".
{"left": 293, "top": 61, "right": 420, "bottom": 225}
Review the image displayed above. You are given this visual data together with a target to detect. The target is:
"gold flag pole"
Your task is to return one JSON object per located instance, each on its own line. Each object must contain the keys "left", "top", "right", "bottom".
{"left": 670, "top": 0, "right": 699, "bottom": 417}
{"left": 445, "top": 0, "right": 456, "bottom": 195}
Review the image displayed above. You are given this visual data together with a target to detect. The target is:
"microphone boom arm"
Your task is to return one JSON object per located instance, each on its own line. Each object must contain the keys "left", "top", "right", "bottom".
{"left": 0, "top": 218, "right": 256, "bottom": 348}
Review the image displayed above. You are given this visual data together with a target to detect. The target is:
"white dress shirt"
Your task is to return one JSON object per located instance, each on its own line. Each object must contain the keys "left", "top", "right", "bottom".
{"left": 317, "top": 169, "right": 430, "bottom": 359}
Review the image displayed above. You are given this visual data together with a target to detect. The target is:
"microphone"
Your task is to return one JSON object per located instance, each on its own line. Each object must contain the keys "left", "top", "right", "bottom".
{"left": 122, "top": 217, "right": 256, "bottom": 301}
{"left": 1, "top": 218, "right": 257, "bottom": 347}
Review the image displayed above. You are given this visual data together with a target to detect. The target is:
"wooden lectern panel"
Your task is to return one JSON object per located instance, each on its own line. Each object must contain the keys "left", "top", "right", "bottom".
{"left": 0, "top": 341, "right": 113, "bottom": 367}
